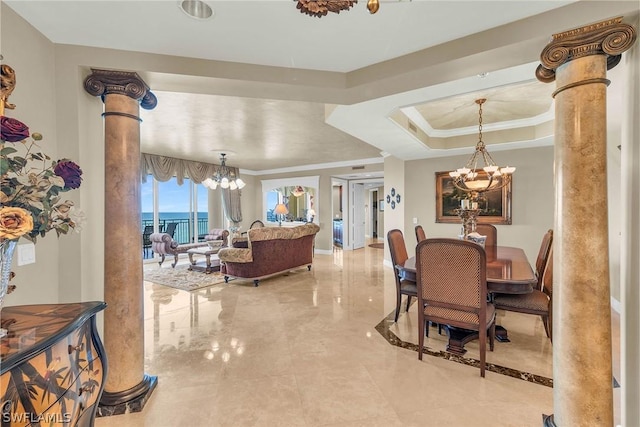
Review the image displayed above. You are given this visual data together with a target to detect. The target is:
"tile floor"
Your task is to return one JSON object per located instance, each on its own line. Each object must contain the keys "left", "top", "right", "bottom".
{"left": 95, "top": 241, "right": 620, "bottom": 427}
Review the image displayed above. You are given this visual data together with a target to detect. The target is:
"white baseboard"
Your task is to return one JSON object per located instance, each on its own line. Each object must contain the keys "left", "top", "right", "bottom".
{"left": 611, "top": 296, "right": 621, "bottom": 313}
{"left": 314, "top": 249, "right": 333, "bottom": 255}
{"left": 383, "top": 259, "right": 393, "bottom": 269}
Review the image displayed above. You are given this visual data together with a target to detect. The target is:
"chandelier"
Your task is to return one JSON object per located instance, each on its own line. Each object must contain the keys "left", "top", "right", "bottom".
{"left": 202, "top": 153, "right": 246, "bottom": 190}
{"left": 296, "top": 0, "right": 379, "bottom": 17}
{"left": 448, "top": 99, "right": 515, "bottom": 199}
{"left": 291, "top": 186, "right": 305, "bottom": 197}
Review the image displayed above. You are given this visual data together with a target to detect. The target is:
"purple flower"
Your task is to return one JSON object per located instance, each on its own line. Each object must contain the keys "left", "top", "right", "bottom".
{"left": 1, "top": 116, "right": 30, "bottom": 142}
{"left": 54, "top": 160, "right": 83, "bottom": 189}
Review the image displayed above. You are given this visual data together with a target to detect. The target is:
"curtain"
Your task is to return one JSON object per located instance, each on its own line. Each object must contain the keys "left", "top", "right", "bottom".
{"left": 221, "top": 188, "right": 243, "bottom": 225}
{"left": 140, "top": 153, "right": 239, "bottom": 185}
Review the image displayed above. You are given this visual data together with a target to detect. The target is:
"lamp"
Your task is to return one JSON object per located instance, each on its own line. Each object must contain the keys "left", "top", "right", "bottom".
{"left": 274, "top": 203, "right": 289, "bottom": 227}
{"left": 448, "top": 99, "right": 515, "bottom": 200}
{"left": 202, "top": 153, "right": 246, "bottom": 191}
{"left": 296, "top": 0, "right": 379, "bottom": 17}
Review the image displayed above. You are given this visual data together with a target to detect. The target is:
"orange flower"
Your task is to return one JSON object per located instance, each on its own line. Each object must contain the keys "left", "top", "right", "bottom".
{"left": 0, "top": 207, "right": 34, "bottom": 240}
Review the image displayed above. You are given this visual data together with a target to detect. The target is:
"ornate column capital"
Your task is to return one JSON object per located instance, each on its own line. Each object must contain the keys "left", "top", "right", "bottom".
{"left": 536, "top": 17, "right": 637, "bottom": 83}
{"left": 83, "top": 69, "right": 157, "bottom": 110}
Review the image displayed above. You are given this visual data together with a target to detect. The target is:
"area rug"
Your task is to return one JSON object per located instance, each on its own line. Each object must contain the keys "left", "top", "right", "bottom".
{"left": 143, "top": 265, "right": 226, "bottom": 291}
{"left": 368, "top": 242, "right": 384, "bottom": 249}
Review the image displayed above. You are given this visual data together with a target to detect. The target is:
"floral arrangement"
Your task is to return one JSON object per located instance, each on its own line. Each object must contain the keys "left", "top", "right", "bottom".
{"left": 0, "top": 115, "right": 84, "bottom": 243}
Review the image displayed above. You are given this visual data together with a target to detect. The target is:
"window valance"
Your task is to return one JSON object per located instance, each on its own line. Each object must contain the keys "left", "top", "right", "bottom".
{"left": 141, "top": 153, "right": 239, "bottom": 185}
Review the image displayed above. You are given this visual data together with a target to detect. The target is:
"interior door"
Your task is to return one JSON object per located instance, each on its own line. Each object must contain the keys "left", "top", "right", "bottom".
{"left": 352, "top": 183, "right": 365, "bottom": 249}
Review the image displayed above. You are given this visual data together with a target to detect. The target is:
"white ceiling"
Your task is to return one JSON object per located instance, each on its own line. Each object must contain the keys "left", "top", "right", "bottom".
{"left": 5, "top": 0, "right": 637, "bottom": 174}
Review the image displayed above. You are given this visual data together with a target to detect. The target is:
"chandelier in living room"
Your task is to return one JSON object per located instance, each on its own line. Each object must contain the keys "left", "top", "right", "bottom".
{"left": 202, "top": 153, "right": 246, "bottom": 190}
{"left": 448, "top": 99, "right": 515, "bottom": 199}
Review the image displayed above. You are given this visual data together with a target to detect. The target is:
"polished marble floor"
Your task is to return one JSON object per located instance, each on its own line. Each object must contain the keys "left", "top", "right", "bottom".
{"left": 96, "top": 241, "right": 620, "bottom": 427}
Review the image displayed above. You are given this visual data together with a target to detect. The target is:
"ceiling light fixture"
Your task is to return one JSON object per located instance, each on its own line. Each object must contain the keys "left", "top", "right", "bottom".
{"left": 202, "top": 153, "right": 245, "bottom": 190}
{"left": 295, "top": 0, "right": 380, "bottom": 17}
{"left": 179, "top": 0, "right": 214, "bottom": 20}
{"left": 448, "top": 99, "right": 515, "bottom": 199}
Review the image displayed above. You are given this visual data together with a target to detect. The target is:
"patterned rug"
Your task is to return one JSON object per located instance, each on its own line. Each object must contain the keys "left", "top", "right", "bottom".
{"left": 143, "top": 265, "right": 226, "bottom": 291}
{"left": 368, "top": 242, "right": 384, "bottom": 249}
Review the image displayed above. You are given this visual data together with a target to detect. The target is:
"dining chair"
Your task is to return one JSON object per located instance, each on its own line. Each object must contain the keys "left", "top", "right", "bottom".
{"left": 534, "top": 229, "right": 553, "bottom": 291}
{"left": 415, "top": 225, "right": 427, "bottom": 243}
{"left": 493, "top": 248, "right": 553, "bottom": 341}
{"left": 387, "top": 229, "right": 418, "bottom": 322}
{"left": 475, "top": 224, "right": 497, "bottom": 248}
{"left": 416, "top": 238, "right": 495, "bottom": 377}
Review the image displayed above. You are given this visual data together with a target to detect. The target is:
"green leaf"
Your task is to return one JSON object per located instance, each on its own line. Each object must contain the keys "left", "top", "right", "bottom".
{"left": 0, "top": 158, "right": 8, "bottom": 175}
{"left": 0, "top": 147, "right": 18, "bottom": 155}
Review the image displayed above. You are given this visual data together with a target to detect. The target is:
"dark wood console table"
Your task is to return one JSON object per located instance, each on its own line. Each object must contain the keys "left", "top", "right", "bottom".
{"left": 0, "top": 302, "right": 107, "bottom": 426}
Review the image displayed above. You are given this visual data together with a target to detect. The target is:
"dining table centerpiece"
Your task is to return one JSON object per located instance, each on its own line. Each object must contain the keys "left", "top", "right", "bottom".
{"left": 0, "top": 63, "right": 84, "bottom": 337}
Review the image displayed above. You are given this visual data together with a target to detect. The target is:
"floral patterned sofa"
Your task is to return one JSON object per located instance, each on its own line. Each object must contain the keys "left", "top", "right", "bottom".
{"left": 218, "top": 223, "right": 320, "bottom": 286}
{"left": 150, "top": 229, "right": 229, "bottom": 268}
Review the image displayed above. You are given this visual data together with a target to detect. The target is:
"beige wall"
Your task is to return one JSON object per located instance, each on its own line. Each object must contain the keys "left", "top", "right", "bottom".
{"left": 2, "top": 5, "right": 61, "bottom": 305}
{"left": 404, "top": 146, "right": 555, "bottom": 267}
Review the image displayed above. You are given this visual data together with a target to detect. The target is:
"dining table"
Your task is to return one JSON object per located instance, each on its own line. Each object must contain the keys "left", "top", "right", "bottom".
{"left": 397, "top": 245, "right": 537, "bottom": 354}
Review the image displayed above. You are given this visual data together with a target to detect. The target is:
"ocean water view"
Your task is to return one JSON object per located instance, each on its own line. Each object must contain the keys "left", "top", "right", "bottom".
{"left": 142, "top": 212, "right": 209, "bottom": 248}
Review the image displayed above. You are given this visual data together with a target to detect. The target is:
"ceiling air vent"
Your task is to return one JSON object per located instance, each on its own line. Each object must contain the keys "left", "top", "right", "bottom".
{"left": 408, "top": 121, "right": 418, "bottom": 133}
{"left": 352, "top": 166, "right": 365, "bottom": 170}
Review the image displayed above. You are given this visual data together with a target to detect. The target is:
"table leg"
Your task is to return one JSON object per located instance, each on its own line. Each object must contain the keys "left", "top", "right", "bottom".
{"left": 204, "top": 254, "right": 212, "bottom": 274}
{"left": 189, "top": 253, "right": 196, "bottom": 265}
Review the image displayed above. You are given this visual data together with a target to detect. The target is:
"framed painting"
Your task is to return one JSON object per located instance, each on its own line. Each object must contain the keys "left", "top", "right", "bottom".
{"left": 435, "top": 171, "right": 512, "bottom": 225}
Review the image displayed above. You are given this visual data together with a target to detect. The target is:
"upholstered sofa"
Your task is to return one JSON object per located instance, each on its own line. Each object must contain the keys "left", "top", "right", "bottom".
{"left": 218, "top": 223, "right": 320, "bottom": 286}
{"left": 150, "top": 229, "right": 229, "bottom": 267}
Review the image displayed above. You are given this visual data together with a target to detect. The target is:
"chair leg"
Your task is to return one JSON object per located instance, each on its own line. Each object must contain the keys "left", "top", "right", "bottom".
{"left": 406, "top": 295, "right": 412, "bottom": 312}
{"left": 542, "top": 314, "right": 550, "bottom": 339}
{"left": 489, "top": 322, "right": 495, "bottom": 352}
{"left": 425, "top": 319, "right": 430, "bottom": 337}
{"left": 394, "top": 290, "right": 402, "bottom": 322}
{"left": 418, "top": 312, "right": 424, "bottom": 360}
{"left": 479, "top": 326, "right": 486, "bottom": 378}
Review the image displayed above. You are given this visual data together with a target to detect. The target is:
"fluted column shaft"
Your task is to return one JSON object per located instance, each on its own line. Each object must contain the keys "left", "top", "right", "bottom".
{"left": 537, "top": 17, "right": 637, "bottom": 426}
{"left": 84, "top": 69, "right": 158, "bottom": 413}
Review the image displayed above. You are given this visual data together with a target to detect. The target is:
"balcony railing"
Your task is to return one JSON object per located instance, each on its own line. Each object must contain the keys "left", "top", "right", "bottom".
{"left": 142, "top": 217, "right": 209, "bottom": 259}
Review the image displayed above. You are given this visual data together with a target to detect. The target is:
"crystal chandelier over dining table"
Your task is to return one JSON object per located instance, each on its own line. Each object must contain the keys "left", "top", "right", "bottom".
{"left": 448, "top": 99, "right": 515, "bottom": 199}
{"left": 202, "top": 153, "right": 246, "bottom": 190}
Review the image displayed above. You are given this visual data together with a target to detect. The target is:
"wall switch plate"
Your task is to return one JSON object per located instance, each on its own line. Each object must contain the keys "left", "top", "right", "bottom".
{"left": 17, "top": 243, "right": 36, "bottom": 266}
{"left": 412, "top": 217, "right": 418, "bottom": 224}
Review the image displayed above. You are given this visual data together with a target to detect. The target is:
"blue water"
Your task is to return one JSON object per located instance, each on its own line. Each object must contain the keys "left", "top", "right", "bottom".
{"left": 142, "top": 212, "right": 207, "bottom": 221}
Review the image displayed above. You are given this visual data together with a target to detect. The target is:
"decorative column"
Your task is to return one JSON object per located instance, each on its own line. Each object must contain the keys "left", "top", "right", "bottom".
{"left": 536, "top": 17, "right": 636, "bottom": 426}
{"left": 83, "top": 69, "right": 158, "bottom": 415}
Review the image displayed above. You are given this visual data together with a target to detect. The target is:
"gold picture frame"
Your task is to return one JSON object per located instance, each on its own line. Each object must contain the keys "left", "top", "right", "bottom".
{"left": 435, "top": 171, "right": 512, "bottom": 225}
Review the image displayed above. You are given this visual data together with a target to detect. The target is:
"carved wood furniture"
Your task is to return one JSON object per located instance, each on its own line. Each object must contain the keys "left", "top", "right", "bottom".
{"left": 414, "top": 225, "right": 427, "bottom": 243}
{"left": 150, "top": 229, "right": 229, "bottom": 268}
{"left": 0, "top": 302, "right": 107, "bottom": 426}
{"left": 187, "top": 246, "right": 222, "bottom": 274}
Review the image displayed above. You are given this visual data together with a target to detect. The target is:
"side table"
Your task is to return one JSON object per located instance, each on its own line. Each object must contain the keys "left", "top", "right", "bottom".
{"left": 187, "top": 247, "right": 221, "bottom": 274}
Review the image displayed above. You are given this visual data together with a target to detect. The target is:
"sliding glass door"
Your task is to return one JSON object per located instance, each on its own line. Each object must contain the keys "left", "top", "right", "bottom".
{"left": 141, "top": 175, "right": 209, "bottom": 260}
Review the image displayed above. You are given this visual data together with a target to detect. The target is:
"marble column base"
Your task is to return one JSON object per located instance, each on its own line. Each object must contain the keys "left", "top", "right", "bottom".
{"left": 542, "top": 414, "right": 556, "bottom": 426}
{"left": 96, "top": 374, "right": 158, "bottom": 417}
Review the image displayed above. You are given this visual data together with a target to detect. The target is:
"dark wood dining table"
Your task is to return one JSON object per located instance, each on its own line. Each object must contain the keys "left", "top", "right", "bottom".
{"left": 397, "top": 245, "right": 537, "bottom": 353}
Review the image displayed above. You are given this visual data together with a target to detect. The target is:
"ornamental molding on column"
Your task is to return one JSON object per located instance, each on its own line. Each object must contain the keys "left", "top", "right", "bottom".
{"left": 83, "top": 68, "right": 157, "bottom": 110}
{"left": 536, "top": 16, "right": 637, "bottom": 83}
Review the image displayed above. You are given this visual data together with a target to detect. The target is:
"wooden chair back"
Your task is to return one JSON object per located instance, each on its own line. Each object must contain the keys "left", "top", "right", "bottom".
{"left": 475, "top": 224, "right": 497, "bottom": 248}
{"left": 415, "top": 225, "right": 427, "bottom": 243}
{"left": 535, "top": 229, "right": 553, "bottom": 290}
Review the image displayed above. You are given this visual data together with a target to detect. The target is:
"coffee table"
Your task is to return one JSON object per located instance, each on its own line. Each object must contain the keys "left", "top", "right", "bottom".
{"left": 187, "top": 246, "right": 221, "bottom": 274}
